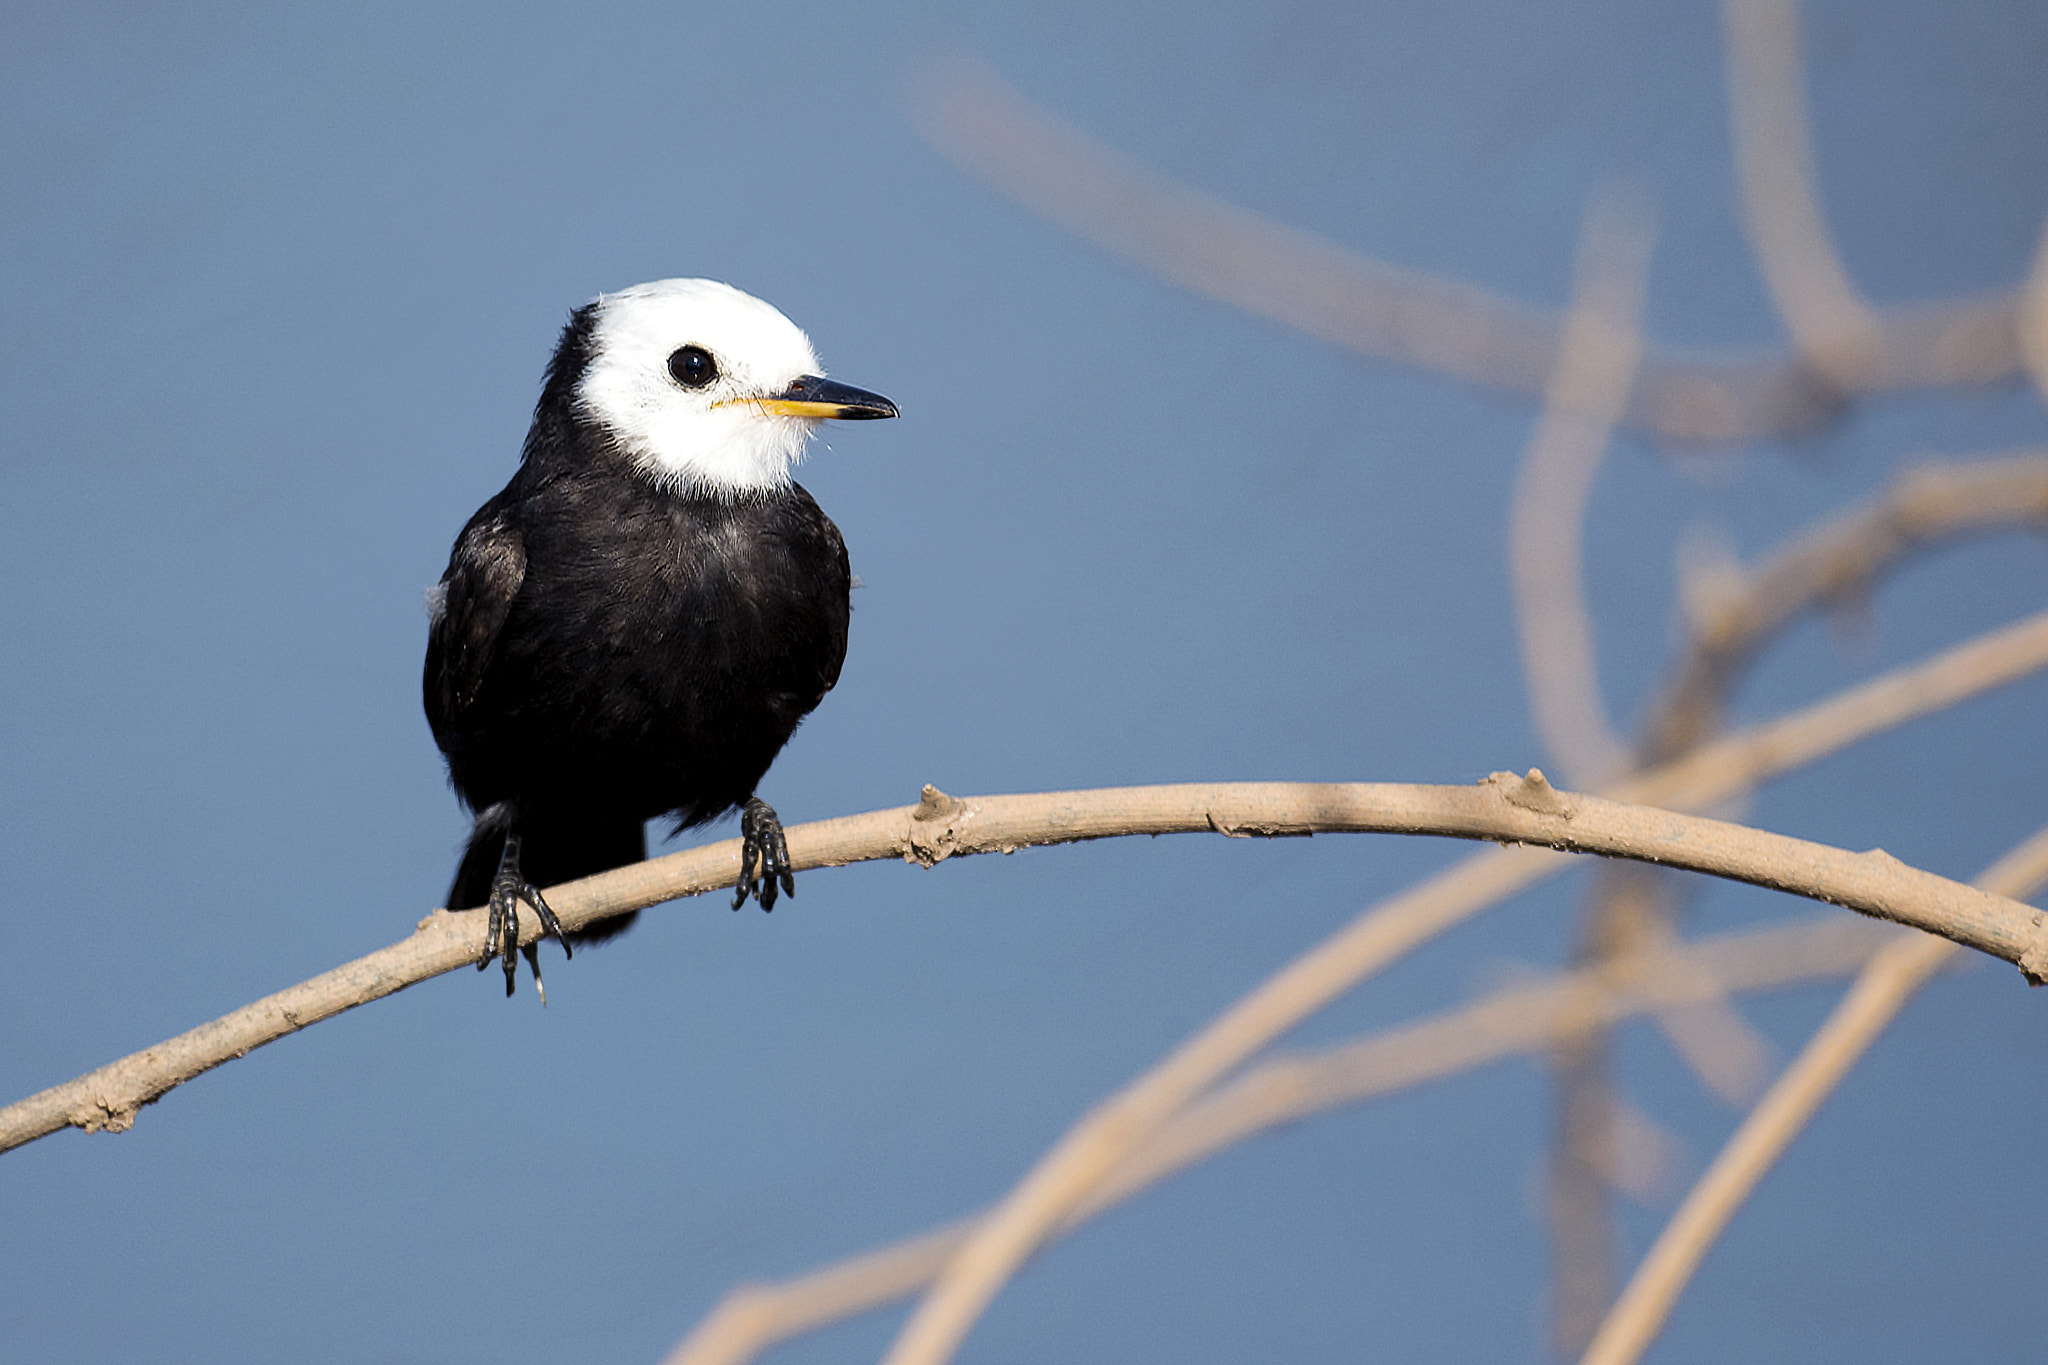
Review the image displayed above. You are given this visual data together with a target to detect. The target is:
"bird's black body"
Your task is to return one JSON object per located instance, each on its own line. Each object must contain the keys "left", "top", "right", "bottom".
{"left": 425, "top": 298, "right": 855, "bottom": 966}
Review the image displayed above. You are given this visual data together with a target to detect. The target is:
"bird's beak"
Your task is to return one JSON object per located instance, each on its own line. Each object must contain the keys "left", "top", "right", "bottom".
{"left": 744, "top": 375, "right": 899, "bottom": 421}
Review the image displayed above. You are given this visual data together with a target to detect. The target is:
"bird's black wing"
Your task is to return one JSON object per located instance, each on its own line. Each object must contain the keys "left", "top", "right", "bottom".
{"left": 780, "top": 486, "right": 852, "bottom": 709}
{"left": 424, "top": 500, "right": 527, "bottom": 733}
{"left": 814, "top": 518, "right": 852, "bottom": 701}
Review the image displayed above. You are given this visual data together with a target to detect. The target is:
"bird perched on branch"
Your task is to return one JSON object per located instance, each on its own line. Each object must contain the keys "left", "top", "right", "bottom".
{"left": 424, "top": 279, "right": 898, "bottom": 997}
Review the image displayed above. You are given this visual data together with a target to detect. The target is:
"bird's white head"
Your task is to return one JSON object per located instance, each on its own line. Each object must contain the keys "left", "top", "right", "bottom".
{"left": 574, "top": 278, "right": 897, "bottom": 500}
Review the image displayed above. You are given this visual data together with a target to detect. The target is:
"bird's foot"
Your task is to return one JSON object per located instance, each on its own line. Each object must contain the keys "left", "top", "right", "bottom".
{"left": 477, "top": 833, "right": 571, "bottom": 1000}
{"left": 733, "top": 797, "right": 795, "bottom": 912}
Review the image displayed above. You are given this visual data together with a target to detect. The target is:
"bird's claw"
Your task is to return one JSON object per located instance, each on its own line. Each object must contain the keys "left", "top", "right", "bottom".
{"left": 734, "top": 797, "right": 795, "bottom": 911}
{"left": 477, "top": 834, "right": 571, "bottom": 1000}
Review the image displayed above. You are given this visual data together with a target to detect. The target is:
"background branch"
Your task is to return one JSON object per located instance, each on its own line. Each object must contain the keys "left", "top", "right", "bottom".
{"left": 1552, "top": 451, "right": 2048, "bottom": 1345}
{"left": 665, "top": 914, "right": 1896, "bottom": 1365}
{"left": 10, "top": 603, "right": 2044, "bottom": 1158}
{"left": 1510, "top": 192, "right": 1650, "bottom": 788}
{"left": 872, "top": 758, "right": 2048, "bottom": 1365}
{"left": 673, "top": 582, "right": 2048, "bottom": 1364}
{"left": 1645, "top": 453, "right": 2048, "bottom": 765}
{"left": 910, "top": 53, "right": 2024, "bottom": 446}
{"left": 2020, "top": 217, "right": 2048, "bottom": 406}
{"left": 1512, "top": 193, "right": 1652, "bottom": 1339}
{"left": 14, "top": 11, "right": 2047, "bottom": 1362}
{"left": 1722, "top": 0, "right": 1885, "bottom": 387}
{"left": 1577, "top": 821, "right": 2048, "bottom": 1365}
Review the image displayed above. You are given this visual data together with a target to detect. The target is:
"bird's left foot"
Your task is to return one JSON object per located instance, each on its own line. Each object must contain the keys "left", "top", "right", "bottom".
{"left": 734, "top": 797, "right": 795, "bottom": 912}
{"left": 479, "top": 833, "right": 571, "bottom": 1000}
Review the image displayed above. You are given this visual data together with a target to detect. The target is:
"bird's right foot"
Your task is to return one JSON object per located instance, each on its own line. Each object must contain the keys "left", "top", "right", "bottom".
{"left": 733, "top": 797, "right": 795, "bottom": 912}
{"left": 478, "top": 833, "right": 571, "bottom": 999}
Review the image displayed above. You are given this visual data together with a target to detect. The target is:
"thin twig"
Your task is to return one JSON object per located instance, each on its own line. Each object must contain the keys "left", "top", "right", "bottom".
{"left": 910, "top": 54, "right": 2022, "bottom": 445}
{"left": 1549, "top": 863, "right": 1772, "bottom": 1359}
{"left": 8, "top": 607, "right": 2048, "bottom": 1158}
{"left": 1548, "top": 450, "right": 2048, "bottom": 1342}
{"left": 662, "top": 915, "right": 1894, "bottom": 1365}
{"left": 1617, "top": 606, "right": 2048, "bottom": 814}
{"left": 1510, "top": 192, "right": 1650, "bottom": 788}
{"left": 1576, "top": 822, "right": 2048, "bottom": 1365}
{"left": 870, "top": 636, "right": 2048, "bottom": 1365}
{"left": 660, "top": 606, "right": 2048, "bottom": 1365}
{"left": 1546, "top": 874, "right": 1642, "bottom": 1354}
{"left": 1604, "top": 454, "right": 2048, "bottom": 1036}
{"left": 1554, "top": 451, "right": 2048, "bottom": 1342}
{"left": 1645, "top": 453, "right": 2048, "bottom": 765}
{"left": 1722, "top": 0, "right": 1884, "bottom": 388}
{"left": 1099, "top": 917, "right": 1891, "bottom": 1212}
{"left": 1509, "top": 194, "right": 1663, "bottom": 1345}
{"left": 2020, "top": 217, "right": 2048, "bottom": 405}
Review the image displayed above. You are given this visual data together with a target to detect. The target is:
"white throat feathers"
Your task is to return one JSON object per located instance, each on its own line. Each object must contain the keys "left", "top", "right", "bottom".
{"left": 574, "top": 279, "right": 828, "bottom": 500}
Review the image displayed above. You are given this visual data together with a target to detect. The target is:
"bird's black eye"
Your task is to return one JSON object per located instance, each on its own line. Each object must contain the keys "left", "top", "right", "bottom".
{"left": 667, "top": 345, "right": 718, "bottom": 388}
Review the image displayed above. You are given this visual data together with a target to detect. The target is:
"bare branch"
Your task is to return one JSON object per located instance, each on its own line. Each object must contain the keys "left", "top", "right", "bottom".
{"left": 1618, "top": 606, "right": 2048, "bottom": 813}
{"left": 1547, "top": 940, "right": 1629, "bottom": 1354}
{"left": 1610, "top": 453, "right": 2048, "bottom": 1015}
{"left": 659, "top": 602, "right": 2048, "bottom": 1365}
{"left": 2019, "top": 217, "right": 2048, "bottom": 406}
{"left": 1554, "top": 454, "right": 2048, "bottom": 1342}
{"left": 873, "top": 752, "right": 2048, "bottom": 1365}
{"left": 1646, "top": 453, "right": 2048, "bottom": 764}
{"left": 1722, "top": 0, "right": 1885, "bottom": 386}
{"left": 1548, "top": 878, "right": 1769, "bottom": 1352}
{"left": 1106, "top": 917, "right": 1888, "bottom": 1212}
{"left": 1512, "top": 192, "right": 1652, "bottom": 789}
{"left": 1601, "top": 453, "right": 2048, "bottom": 1038}
{"left": 910, "top": 54, "right": 2023, "bottom": 445}
{"left": 1576, "top": 822, "right": 2048, "bottom": 1365}
{"left": 663, "top": 915, "right": 1894, "bottom": 1365}
{"left": 664, "top": 1220, "right": 978, "bottom": 1365}
{"left": 7, "top": 606, "right": 2047, "bottom": 1158}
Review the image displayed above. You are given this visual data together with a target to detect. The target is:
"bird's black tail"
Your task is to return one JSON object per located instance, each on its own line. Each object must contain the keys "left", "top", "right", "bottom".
{"left": 448, "top": 802, "right": 647, "bottom": 945}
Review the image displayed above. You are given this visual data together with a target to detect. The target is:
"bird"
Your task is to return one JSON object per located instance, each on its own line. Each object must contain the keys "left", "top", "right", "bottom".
{"left": 423, "top": 278, "right": 898, "bottom": 998}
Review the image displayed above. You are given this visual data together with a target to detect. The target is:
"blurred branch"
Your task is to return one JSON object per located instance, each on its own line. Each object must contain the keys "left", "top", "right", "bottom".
{"left": 6, "top": 604, "right": 2046, "bottom": 1159}
{"left": 911, "top": 54, "right": 2023, "bottom": 445}
{"left": 1603, "top": 452, "right": 2048, "bottom": 998}
{"left": 1546, "top": 866, "right": 1651, "bottom": 1355}
{"left": 1722, "top": 0, "right": 1885, "bottom": 387}
{"left": 1511, "top": 194, "right": 1680, "bottom": 1343}
{"left": 1554, "top": 450, "right": 2048, "bottom": 1348}
{"left": 1107, "top": 918, "right": 1885, "bottom": 1207}
{"left": 1649, "top": 989, "right": 1773, "bottom": 1107}
{"left": 1596, "top": 448, "right": 2048, "bottom": 1122}
{"left": 1511, "top": 193, "right": 1652, "bottom": 788}
{"left": 1646, "top": 453, "right": 2048, "bottom": 764}
{"left": 2019, "top": 217, "right": 2048, "bottom": 406}
{"left": 1549, "top": 864, "right": 1776, "bottom": 1352}
{"left": 1616, "top": 605, "right": 2048, "bottom": 815}
{"left": 1577, "top": 821, "right": 2048, "bottom": 1365}
{"left": 663, "top": 594, "right": 2048, "bottom": 1365}
{"left": 663, "top": 914, "right": 1892, "bottom": 1365}
{"left": 871, "top": 611, "right": 2048, "bottom": 1365}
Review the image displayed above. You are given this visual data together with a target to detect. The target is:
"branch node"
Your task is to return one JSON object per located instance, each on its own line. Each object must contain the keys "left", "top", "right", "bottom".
{"left": 2019, "top": 913, "right": 2048, "bottom": 987}
{"left": 74, "top": 1094, "right": 136, "bottom": 1135}
{"left": 906, "top": 785, "right": 973, "bottom": 868}
{"left": 914, "top": 784, "right": 964, "bottom": 822}
{"left": 1493, "top": 767, "right": 1577, "bottom": 818}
